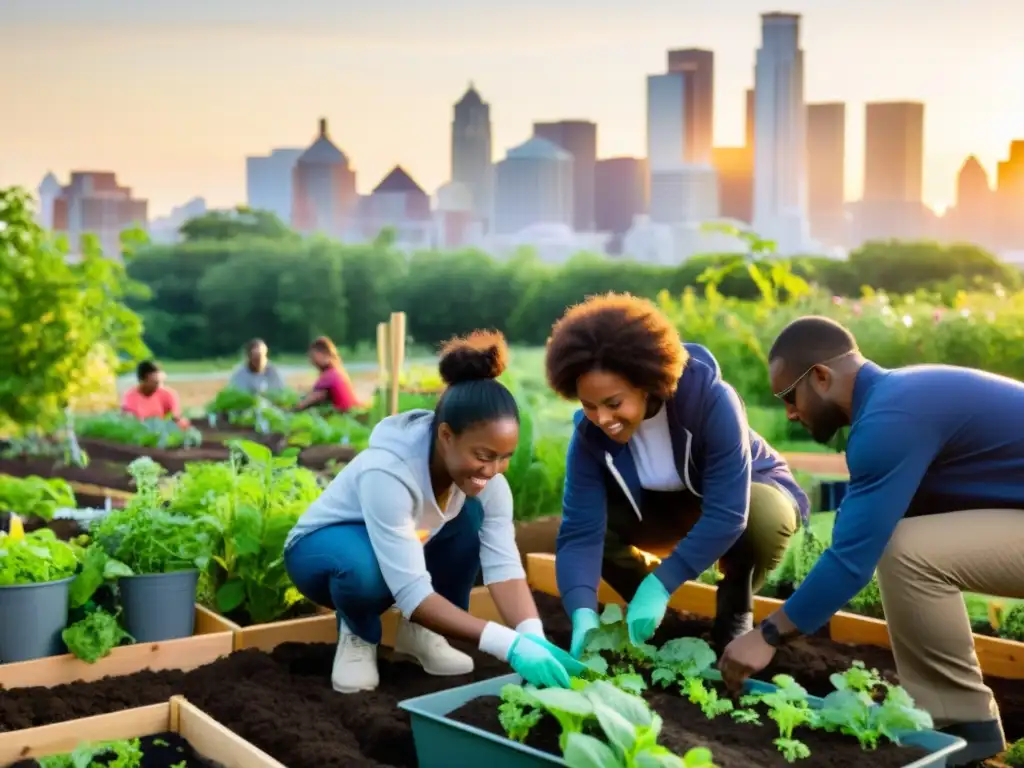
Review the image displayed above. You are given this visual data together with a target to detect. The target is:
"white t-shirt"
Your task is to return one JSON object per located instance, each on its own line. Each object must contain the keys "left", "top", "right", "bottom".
{"left": 628, "top": 405, "right": 686, "bottom": 492}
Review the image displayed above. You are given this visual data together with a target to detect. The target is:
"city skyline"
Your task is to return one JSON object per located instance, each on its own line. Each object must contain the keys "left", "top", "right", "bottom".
{"left": 2, "top": 0, "right": 1021, "bottom": 216}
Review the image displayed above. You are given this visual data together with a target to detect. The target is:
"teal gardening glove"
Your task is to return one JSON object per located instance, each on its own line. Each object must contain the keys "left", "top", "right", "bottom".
{"left": 626, "top": 573, "right": 671, "bottom": 645}
{"left": 509, "top": 634, "right": 587, "bottom": 688}
{"left": 478, "top": 621, "right": 586, "bottom": 689}
{"left": 569, "top": 607, "right": 601, "bottom": 659}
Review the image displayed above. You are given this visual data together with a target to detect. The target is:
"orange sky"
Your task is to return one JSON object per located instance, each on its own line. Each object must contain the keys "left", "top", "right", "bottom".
{"left": 2, "top": 0, "right": 1021, "bottom": 216}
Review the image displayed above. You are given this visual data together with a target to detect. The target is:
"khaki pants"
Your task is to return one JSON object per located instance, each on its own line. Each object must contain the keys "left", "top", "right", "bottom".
{"left": 601, "top": 480, "right": 798, "bottom": 610}
{"left": 877, "top": 509, "right": 1024, "bottom": 730}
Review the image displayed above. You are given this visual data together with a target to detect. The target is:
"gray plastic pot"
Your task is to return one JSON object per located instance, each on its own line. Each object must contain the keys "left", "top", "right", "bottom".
{"left": 0, "top": 576, "right": 74, "bottom": 662}
{"left": 119, "top": 569, "right": 199, "bottom": 643}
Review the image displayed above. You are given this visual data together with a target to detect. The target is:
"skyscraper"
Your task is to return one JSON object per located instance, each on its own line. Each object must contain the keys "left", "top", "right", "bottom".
{"left": 806, "top": 102, "right": 846, "bottom": 246}
{"left": 246, "top": 148, "right": 303, "bottom": 224}
{"left": 947, "top": 156, "right": 993, "bottom": 247}
{"left": 533, "top": 120, "right": 597, "bottom": 231}
{"left": 864, "top": 102, "right": 925, "bottom": 204}
{"left": 712, "top": 89, "right": 755, "bottom": 223}
{"left": 752, "top": 12, "right": 810, "bottom": 254}
{"left": 595, "top": 157, "right": 647, "bottom": 239}
{"left": 51, "top": 171, "right": 148, "bottom": 260}
{"left": 646, "top": 73, "right": 686, "bottom": 172}
{"left": 451, "top": 83, "right": 494, "bottom": 226}
{"left": 493, "top": 137, "right": 573, "bottom": 235}
{"left": 666, "top": 48, "right": 714, "bottom": 164}
{"left": 291, "top": 118, "right": 358, "bottom": 238}
{"left": 995, "top": 140, "right": 1024, "bottom": 250}
{"left": 859, "top": 101, "right": 927, "bottom": 241}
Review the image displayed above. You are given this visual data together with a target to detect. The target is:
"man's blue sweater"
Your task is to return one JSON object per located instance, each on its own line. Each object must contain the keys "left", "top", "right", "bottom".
{"left": 784, "top": 362, "right": 1024, "bottom": 633}
{"left": 555, "top": 344, "right": 809, "bottom": 617}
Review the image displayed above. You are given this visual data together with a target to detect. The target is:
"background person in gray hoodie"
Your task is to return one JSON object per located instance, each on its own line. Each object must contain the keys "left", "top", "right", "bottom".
{"left": 284, "top": 331, "right": 583, "bottom": 693}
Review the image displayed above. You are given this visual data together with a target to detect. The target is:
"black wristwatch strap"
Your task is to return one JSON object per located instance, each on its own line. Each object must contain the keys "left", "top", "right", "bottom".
{"left": 759, "top": 618, "right": 784, "bottom": 647}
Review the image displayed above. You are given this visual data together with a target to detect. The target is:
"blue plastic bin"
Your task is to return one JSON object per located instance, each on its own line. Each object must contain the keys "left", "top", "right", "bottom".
{"left": 399, "top": 672, "right": 968, "bottom": 768}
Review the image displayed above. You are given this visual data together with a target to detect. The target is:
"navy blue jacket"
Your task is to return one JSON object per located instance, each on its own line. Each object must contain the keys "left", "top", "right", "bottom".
{"left": 555, "top": 343, "right": 810, "bottom": 616}
{"left": 784, "top": 362, "right": 1024, "bottom": 633}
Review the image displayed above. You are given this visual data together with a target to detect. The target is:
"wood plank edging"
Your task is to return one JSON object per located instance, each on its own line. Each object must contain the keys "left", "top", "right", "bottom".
{"left": 524, "top": 553, "right": 1024, "bottom": 680}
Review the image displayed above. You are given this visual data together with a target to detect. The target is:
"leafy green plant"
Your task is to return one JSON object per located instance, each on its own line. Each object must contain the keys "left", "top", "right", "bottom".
{"left": 997, "top": 603, "right": 1024, "bottom": 642}
{"left": 650, "top": 637, "right": 717, "bottom": 688}
{"left": 0, "top": 474, "right": 76, "bottom": 521}
{"left": 0, "top": 528, "right": 79, "bottom": 584}
{"left": 1004, "top": 737, "right": 1024, "bottom": 766}
{"left": 206, "top": 440, "right": 322, "bottom": 624}
{"left": 497, "top": 683, "right": 543, "bottom": 743}
{"left": 91, "top": 458, "right": 219, "bottom": 575}
{"left": 38, "top": 737, "right": 143, "bottom": 768}
{"left": 75, "top": 412, "right": 202, "bottom": 449}
{"left": 0, "top": 186, "right": 149, "bottom": 435}
{"left": 61, "top": 608, "right": 134, "bottom": 663}
{"left": 682, "top": 677, "right": 734, "bottom": 719}
{"left": 743, "top": 675, "right": 814, "bottom": 763}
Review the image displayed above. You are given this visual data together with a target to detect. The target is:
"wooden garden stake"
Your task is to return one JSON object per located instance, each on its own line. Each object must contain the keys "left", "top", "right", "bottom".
{"left": 388, "top": 311, "right": 407, "bottom": 416}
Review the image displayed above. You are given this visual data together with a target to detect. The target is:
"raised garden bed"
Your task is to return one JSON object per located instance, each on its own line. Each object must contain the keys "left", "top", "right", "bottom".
{"left": 0, "top": 605, "right": 234, "bottom": 690}
{"left": 76, "top": 438, "right": 232, "bottom": 475}
{"left": 0, "top": 696, "right": 283, "bottom": 767}
{"left": 1, "top": 591, "right": 1022, "bottom": 767}
{"left": 0, "top": 455, "right": 136, "bottom": 493}
{"left": 296, "top": 443, "right": 359, "bottom": 471}
{"left": 194, "top": 422, "right": 288, "bottom": 453}
{"left": 526, "top": 553, "right": 1024, "bottom": 681}
{"left": 783, "top": 452, "right": 848, "bottom": 476}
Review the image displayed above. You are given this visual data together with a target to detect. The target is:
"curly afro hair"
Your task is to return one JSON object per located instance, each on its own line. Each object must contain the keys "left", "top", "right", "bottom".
{"left": 545, "top": 292, "right": 687, "bottom": 401}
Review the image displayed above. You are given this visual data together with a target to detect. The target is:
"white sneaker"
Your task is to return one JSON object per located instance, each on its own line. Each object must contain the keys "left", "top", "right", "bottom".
{"left": 393, "top": 618, "right": 475, "bottom": 676}
{"left": 331, "top": 622, "right": 379, "bottom": 693}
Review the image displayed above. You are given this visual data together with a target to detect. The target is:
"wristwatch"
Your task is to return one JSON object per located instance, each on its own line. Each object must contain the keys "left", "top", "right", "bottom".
{"left": 759, "top": 618, "right": 786, "bottom": 647}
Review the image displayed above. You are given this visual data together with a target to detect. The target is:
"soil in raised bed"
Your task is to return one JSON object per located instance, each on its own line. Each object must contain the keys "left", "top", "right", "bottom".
{"left": 0, "top": 592, "right": 1022, "bottom": 768}
{"left": 0, "top": 455, "right": 136, "bottom": 492}
{"left": 450, "top": 692, "right": 929, "bottom": 767}
{"left": 76, "top": 439, "right": 232, "bottom": 475}
{"left": 297, "top": 443, "right": 358, "bottom": 471}
{"left": 11, "top": 732, "right": 215, "bottom": 767}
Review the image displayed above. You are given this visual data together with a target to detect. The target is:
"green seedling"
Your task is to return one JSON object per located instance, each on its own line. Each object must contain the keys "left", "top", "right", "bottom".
{"left": 497, "top": 683, "right": 542, "bottom": 744}
{"left": 683, "top": 678, "right": 734, "bottom": 719}
{"left": 650, "top": 637, "right": 717, "bottom": 688}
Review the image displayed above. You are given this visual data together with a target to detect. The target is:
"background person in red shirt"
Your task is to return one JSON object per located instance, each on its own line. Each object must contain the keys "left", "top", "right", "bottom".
{"left": 295, "top": 336, "right": 360, "bottom": 413}
{"left": 120, "top": 360, "right": 190, "bottom": 428}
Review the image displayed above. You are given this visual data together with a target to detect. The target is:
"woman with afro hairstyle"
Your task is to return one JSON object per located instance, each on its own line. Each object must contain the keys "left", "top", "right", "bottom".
{"left": 285, "top": 331, "right": 583, "bottom": 695}
{"left": 545, "top": 293, "right": 809, "bottom": 657}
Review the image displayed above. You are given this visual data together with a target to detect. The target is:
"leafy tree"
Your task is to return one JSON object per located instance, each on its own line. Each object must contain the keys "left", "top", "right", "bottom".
{"left": 179, "top": 207, "right": 297, "bottom": 242}
{"left": 0, "top": 186, "right": 149, "bottom": 432}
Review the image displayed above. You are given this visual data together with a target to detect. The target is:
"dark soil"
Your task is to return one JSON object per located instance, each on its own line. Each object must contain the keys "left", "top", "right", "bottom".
{"left": 297, "top": 443, "right": 358, "bottom": 471}
{"left": 0, "top": 592, "right": 1021, "bottom": 768}
{"left": 0, "top": 512, "right": 83, "bottom": 539}
{"left": 76, "top": 439, "right": 231, "bottom": 475}
{"left": 450, "top": 692, "right": 929, "bottom": 767}
{"left": 11, "top": 732, "right": 214, "bottom": 767}
{"left": 195, "top": 423, "right": 288, "bottom": 453}
{"left": 0, "top": 455, "right": 136, "bottom": 492}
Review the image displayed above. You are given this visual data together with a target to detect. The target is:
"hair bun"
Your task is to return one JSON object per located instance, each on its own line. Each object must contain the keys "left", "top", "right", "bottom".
{"left": 438, "top": 330, "right": 509, "bottom": 385}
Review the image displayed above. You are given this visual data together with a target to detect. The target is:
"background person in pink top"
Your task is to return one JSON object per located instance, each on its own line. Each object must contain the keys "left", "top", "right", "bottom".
{"left": 120, "top": 360, "right": 190, "bottom": 428}
{"left": 294, "top": 336, "right": 360, "bottom": 413}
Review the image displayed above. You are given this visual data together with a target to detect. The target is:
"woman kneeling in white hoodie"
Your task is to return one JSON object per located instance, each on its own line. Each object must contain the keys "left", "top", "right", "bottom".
{"left": 284, "top": 330, "right": 582, "bottom": 693}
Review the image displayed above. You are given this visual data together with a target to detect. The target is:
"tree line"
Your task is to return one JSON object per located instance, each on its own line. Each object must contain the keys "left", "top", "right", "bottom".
{"left": 126, "top": 209, "right": 1021, "bottom": 360}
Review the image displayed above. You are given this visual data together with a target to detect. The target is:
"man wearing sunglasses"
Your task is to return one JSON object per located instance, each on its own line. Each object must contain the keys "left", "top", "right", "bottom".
{"left": 718, "top": 314, "right": 1024, "bottom": 766}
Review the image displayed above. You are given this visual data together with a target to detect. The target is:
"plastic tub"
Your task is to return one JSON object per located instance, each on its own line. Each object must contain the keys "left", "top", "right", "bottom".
{"left": 399, "top": 673, "right": 968, "bottom": 768}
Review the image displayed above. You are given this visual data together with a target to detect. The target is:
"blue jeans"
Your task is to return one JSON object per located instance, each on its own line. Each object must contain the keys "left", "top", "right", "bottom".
{"left": 284, "top": 498, "right": 484, "bottom": 644}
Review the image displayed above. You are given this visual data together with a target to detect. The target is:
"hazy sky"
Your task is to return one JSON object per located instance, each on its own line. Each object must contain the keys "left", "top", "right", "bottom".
{"left": 3, "top": 0, "right": 1021, "bottom": 216}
